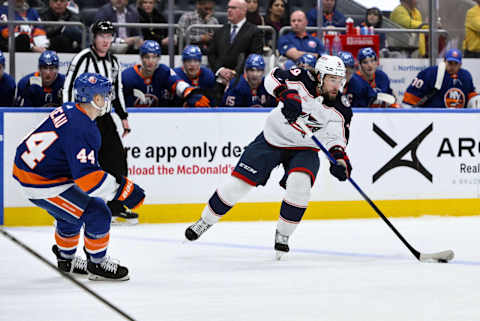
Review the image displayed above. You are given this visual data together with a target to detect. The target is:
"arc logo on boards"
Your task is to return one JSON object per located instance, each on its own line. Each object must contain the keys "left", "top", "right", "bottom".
{"left": 372, "top": 123, "right": 433, "bottom": 183}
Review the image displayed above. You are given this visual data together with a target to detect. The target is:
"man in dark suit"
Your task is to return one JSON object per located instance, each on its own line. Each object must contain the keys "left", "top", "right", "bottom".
{"left": 95, "top": 0, "right": 142, "bottom": 53}
{"left": 208, "top": 0, "right": 263, "bottom": 105}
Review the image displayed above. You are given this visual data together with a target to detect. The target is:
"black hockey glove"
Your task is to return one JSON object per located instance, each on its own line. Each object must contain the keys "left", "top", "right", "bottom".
{"left": 274, "top": 84, "right": 302, "bottom": 124}
{"left": 328, "top": 146, "right": 352, "bottom": 181}
{"left": 183, "top": 87, "right": 211, "bottom": 107}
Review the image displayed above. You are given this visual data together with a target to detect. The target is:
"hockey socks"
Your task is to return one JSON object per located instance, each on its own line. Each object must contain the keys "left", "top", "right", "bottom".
{"left": 277, "top": 200, "right": 307, "bottom": 236}
{"left": 54, "top": 231, "right": 80, "bottom": 259}
{"left": 202, "top": 190, "right": 233, "bottom": 225}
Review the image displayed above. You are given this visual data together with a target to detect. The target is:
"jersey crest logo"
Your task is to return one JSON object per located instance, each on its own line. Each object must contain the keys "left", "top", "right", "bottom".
{"left": 444, "top": 88, "right": 465, "bottom": 108}
{"left": 308, "top": 40, "right": 317, "bottom": 48}
{"left": 291, "top": 113, "right": 322, "bottom": 136}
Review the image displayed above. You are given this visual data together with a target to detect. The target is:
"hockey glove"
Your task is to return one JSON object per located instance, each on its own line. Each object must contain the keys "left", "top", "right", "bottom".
{"left": 328, "top": 146, "right": 352, "bottom": 181}
{"left": 183, "top": 87, "right": 211, "bottom": 107}
{"left": 274, "top": 84, "right": 302, "bottom": 124}
{"left": 114, "top": 176, "right": 145, "bottom": 209}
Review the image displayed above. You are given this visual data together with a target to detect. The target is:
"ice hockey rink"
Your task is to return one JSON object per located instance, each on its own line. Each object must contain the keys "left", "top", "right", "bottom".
{"left": 2, "top": 216, "right": 480, "bottom": 321}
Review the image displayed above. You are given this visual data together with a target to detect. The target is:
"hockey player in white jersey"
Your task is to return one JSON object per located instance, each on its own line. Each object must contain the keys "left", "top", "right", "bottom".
{"left": 185, "top": 55, "right": 353, "bottom": 259}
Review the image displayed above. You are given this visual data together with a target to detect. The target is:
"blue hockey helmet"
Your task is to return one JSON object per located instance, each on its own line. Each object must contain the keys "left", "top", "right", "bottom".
{"left": 357, "top": 47, "right": 377, "bottom": 63}
{"left": 140, "top": 40, "right": 161, "bottom": 57}
{"left": 0, "top": 50, "right": 4, "bottom": 67}
{"left": 445, "top": 48, "right": 462, "bottom": 64}
{"left": 283, "top": 59, "right": 297, "bottom": 70}
{"left": 297, "top": 53, "right": 317, "bottom": 69}
{"left": 245, "top": 54, "right": 265, "bottom": 70}
{"left": 38, "top": 50, "right": 59, "bottom": 68}
{"left": 182, "top": 45, "right": 202, "bottom": 62}
{"left": 338, "top": 51, "right": 355, "bottom": 68}
{"left": 74, "top": 72, "right": 112, "bottom": 115}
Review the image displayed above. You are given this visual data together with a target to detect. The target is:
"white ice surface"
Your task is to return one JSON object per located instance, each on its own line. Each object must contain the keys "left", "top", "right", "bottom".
{"left": 2, "top": 216, "right": 480, "bottom": 321}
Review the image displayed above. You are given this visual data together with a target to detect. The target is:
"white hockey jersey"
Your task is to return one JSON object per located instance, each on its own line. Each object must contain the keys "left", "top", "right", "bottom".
{"left": 263, "top": 67, "right": 352, "bottom": 151}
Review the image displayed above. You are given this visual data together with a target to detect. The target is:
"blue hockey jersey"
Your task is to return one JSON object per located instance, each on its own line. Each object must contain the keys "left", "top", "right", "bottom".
{"left": 0, "top": 72, "right": 16, "bottom": 107}
{"left": 403, "top": 66, "right": 477, "bottom": 108}
{"left": 13, "top": 103, "right": 118, "bottom": 201}
{"left": 356, "top": 69, "right": 395, "bottom": 107}
{"left": 344, "top": 73, "right": 377, "bottom": 108}
{"left": 16, "top": 72, "right": 65, "bottom": 107}
{"left": 222, "top": 75, "right": 275, "bottom": 107}
{"left": 173, "top": 66, "right": 215, "bottom": 90}
{"left": 122, "top": 64, "right": 159, "bottom": 107}
{"left": 151, "top": 64, "right": 185, "bottom": 107}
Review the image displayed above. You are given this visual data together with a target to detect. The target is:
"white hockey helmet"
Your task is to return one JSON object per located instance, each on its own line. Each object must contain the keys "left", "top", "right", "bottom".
{"left": 314, "top": 54, "right": 347, "bottom": 91}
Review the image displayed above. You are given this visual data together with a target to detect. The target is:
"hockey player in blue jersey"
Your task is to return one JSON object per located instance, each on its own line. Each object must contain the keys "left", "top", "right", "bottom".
{"left": 338, "top": 50, "right": 377, "bottom": 107}
{"left": 0, "top": 50, "right": 16, "bottom": 107}
{"left": 222, "top": 54, "right": 275, "bottom": 107}
{"left": 402, "top": 48, "right": 478, "bottom": 108}
{"left": 122, "top": 40, "right": 162, "bottom": 107}
{"left": 16, "top": 50, "right": 65, "bottom": 107}
{"left": 13, "top": 73, "right": 145, "bottom": 280}
{"left": 174, "top": 45, "right": 216, "bottom": 104}
{"left": 356, "top": 47, "right": 399, "bottom": 108}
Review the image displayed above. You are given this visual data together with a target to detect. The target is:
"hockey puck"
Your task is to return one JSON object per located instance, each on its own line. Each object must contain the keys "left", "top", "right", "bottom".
{"left": 437, "top": 259, "right": 448, "bottom": 263}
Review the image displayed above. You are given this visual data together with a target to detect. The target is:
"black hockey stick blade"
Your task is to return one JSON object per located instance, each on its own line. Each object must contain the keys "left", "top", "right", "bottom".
{"left": 295, "top": 119, "right": 455, "bottom": 263}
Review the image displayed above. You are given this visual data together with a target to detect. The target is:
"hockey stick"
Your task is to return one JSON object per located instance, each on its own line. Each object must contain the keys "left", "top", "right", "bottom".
{"left": 0, "top": 227, "right": 137, "bottom": 321}
{"left": 414, "top": 60, "right": 446, "bottom": 107}
{"left": 295, "top": 119, "right": 454, "bottom": 263}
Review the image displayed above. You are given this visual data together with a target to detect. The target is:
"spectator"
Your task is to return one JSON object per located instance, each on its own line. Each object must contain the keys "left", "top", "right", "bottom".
{"left": 389, "top": 0, "right": 427, "bottom": 57}
{"left": 0, "top": 50, "right": 16, "bottom": 107}
{"left": 464, "top": 0, "right": 480, "bottom": 58}
{"left": 39, "top": 0, "right": 82, "bottom": 53}
{"left": 306, "top": 0, "right": 346, "bottom": 28}
{"left": 338, "top": 50, "right": 376, "bottom": 108}
{"left": 177, "top": 0, "right": 219, "bottom": 54}
{"left": 208, "top": 0, "right": 263, "bottom": 105}
{"left": 222, "top": 54, "right": 275, "bottom": 107}
{"left": 356, "top": 47, "right": 398, "bottom": 107}
{"left": 0, "top": 0, "right": 49, "bottom": 52}
{"left": 264, "top": 0, "right": 289, "bottom": 47}
{"left": 76, "top": 0, "right": 109, "bottom": 9}
{"left": 137, "top": 0, "right": 168, "bottom": 49}
{"left": 95, "top": 0, "right": 142, "bottom": 53}
{"left": 361, "top": 7, "right": 386, "bottom": 50}
{"left": 16, "top": 50, "right": 65, "bottom": 107}
{"left": 174, "top": 45, "right": 216, "bottom": 105}
{"left": 246, "top": 0, "right": 263, "bottom": 25}
{"left": 402, "top": 48, "right": 478, "bottom": 108}
{"left": 277, "top": 10, "right": 325, "bottom": 61}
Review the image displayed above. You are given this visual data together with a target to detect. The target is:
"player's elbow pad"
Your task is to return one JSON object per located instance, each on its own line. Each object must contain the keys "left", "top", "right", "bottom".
{"left": 114, "top": 176, "right": 145, "bottom": 209}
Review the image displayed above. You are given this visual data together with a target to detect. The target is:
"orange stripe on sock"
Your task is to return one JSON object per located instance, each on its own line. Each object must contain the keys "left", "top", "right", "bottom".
{"left": 55, "top": 232, "right": 80, "bottom": 250}
{"left": 47, "top": 196, "right": 84, "bottom": 219}
{"left": 84, "top": 233, "right": 110, "bottom": 253}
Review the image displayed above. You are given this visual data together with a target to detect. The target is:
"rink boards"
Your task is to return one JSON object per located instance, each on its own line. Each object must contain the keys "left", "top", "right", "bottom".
{"left": 2, "top": 108, "right": 480, "bottom": 226}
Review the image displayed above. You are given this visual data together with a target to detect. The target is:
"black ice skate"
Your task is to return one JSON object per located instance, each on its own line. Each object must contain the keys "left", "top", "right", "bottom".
{"left": 274, "top": 230, "right": 290, "bottom": 260}
{"left": 86, "top": 257, "right": 130, "bottom": 281}
{"left": 51, "top": 245, "right": 88, "bottom": 275}
{"left": 112, "top": 206, "right": 139, "bottom": 225}
{"left": 185, "top": 218, "right": 212, "bottom": 241}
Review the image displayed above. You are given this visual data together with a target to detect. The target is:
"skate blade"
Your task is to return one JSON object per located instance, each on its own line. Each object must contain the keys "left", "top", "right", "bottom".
{"left": 88, "top": 273, "right": 130, "bottom": 281}
{"left": 275, "top": 251, "right": 286, "bottom": 261}
{"left": 111, "top": 217, "right": 139, "bottom": 225}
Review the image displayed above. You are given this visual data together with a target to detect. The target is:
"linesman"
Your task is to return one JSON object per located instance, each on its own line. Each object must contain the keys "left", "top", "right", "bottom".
{"left": 62, "top": 20, "right": 138, "bottom": 224}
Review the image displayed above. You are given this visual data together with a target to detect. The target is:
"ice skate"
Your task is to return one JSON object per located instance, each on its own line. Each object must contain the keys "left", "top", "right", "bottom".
{"left": 185, "top": 218, "right": 212, "bottom": 241}
{"left": 111, "top": 206, "right": 139, "bottom": 225}
{"left": 51, "top": 245, "right": 88, "bottom": 275}
{"left": 86, "top": 256, "right": 130, "bottom": 281}
{"left": 274, "top": 230, "right": 290, "bottom": 260}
